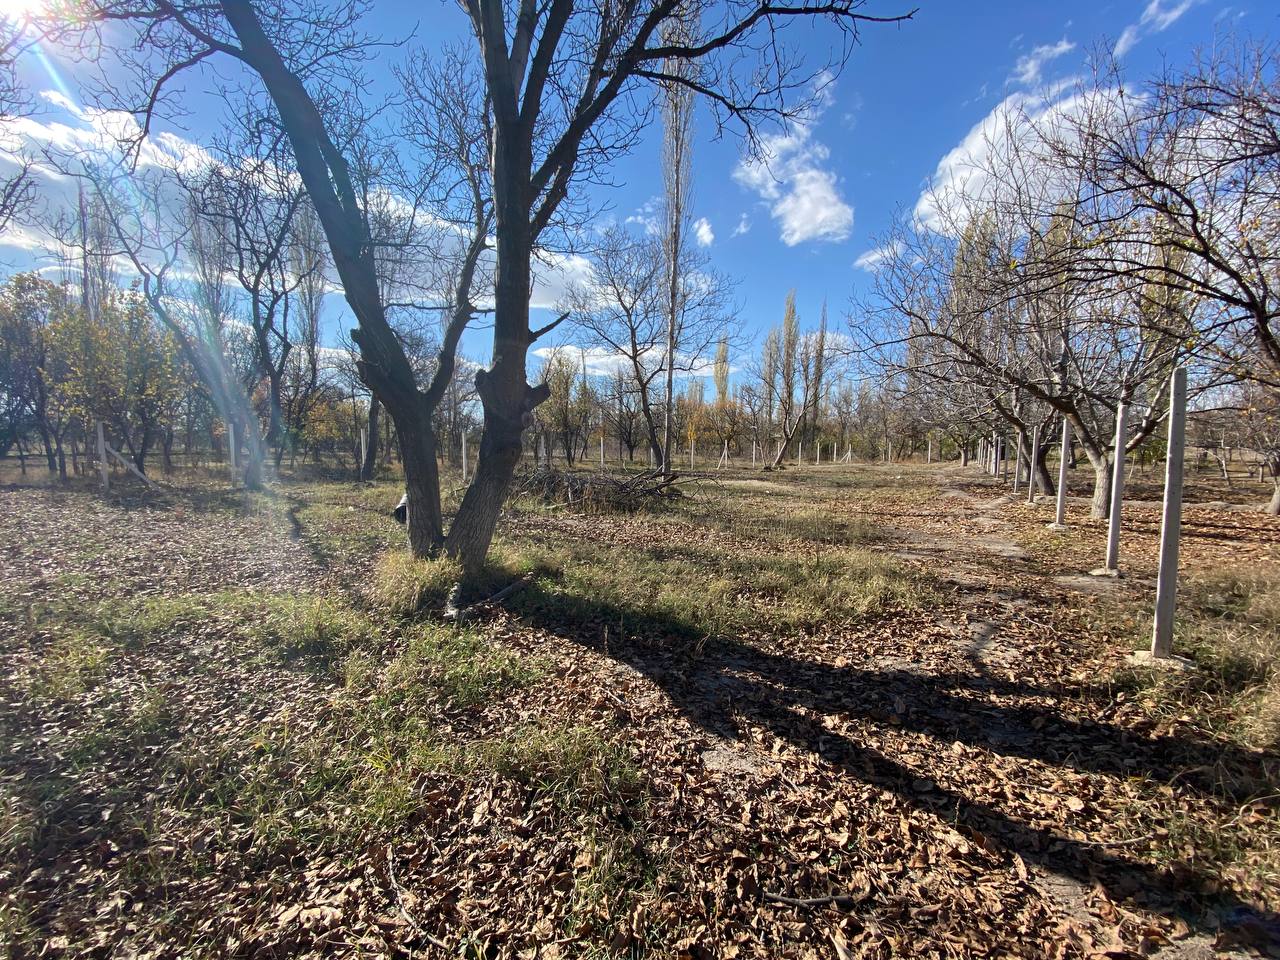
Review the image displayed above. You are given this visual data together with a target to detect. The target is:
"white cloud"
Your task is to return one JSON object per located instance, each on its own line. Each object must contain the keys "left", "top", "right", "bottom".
{"left": 531, "top": 343, "right": 727, "bottom": 379}
{"left": 1010, "top": 38, "right": 1076, "bottom": 86}
{"left": 693, "top": 216, "right": 713, "bottom": 247}
{"left": 529, "top": 251, "right": 593, "bottom": 311}
{"left": 731, "top": 214, "right": 750, "bottom": 237}
{"left": 1114, "top": 0, "right": 1200, "bottom": 57}
{"left": 853, "top": 240, "right": 902, "bottom": 272}
{"left": 913, "top": 79, "right": 1108, "bottom": 236}
{"left": 732, "top": 86, "right": 853, "bottom": 246}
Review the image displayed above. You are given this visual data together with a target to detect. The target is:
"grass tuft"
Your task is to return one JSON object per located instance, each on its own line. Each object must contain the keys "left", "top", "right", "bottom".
{"left": 369, "top": 551, "right": 463, "bottom": 615}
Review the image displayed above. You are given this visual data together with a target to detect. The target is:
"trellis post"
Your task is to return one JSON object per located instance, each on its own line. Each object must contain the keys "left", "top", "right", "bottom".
{"left": 1050, "top": 418, "right": 1071, "bottom": 528}
{"left": 1151, "top": 369, "right": 1187, "bottom": 658}
{"left": 1026, "top": 425, "right": 1040, "bottom": 504}
{"left": 1101, "top": 401, "right": 1130, "bottom": 575}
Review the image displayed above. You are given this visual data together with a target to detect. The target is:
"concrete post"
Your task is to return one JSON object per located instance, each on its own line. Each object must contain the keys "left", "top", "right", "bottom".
{"left": 461, "top": 434, "right": 468, "bottom": 481}
{"left": 926, "top": 436, "right": 932, "bottom": 464}
{"left": 1151, "top": 369, "right": 1187, "bottom": 658}
{"left": 228, "top": 421, "right": 237, "bottom": 476}
{"left": 600, "top": 433, "right": 605, "bottom": 467}
{"left": 1012, "top": 437, "right": 1022, "bottom": 494}
{"left": 1051, "top": 418, "right": 1071, "bottom": 528}
{"left": 752, "top": 439, "right": 757, "bottom": 467}
{"left": 1104, "top": 402, "right": 1130, "bottom": 574}
{"left": 96, "top": 420, "right": 109, "bottom": 491}
{"left": 1026, "top": 425, "right": 1040, "bottom": 504}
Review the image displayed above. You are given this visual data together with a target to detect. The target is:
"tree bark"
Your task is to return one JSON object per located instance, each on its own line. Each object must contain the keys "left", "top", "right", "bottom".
{"left": 1033, "top": 438, "right": 1055, "bottom": 496}
{"left": 442, "top": 192, "right": 546, "bottom": 573}
{"left": 1086, "top": 453, "right": 1112, "bottom": 519}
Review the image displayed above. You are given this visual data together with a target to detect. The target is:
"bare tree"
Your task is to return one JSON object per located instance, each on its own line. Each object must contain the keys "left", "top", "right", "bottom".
{"left": 190, "top": 126, "right": 311, "bottom": 468}
{"left": 660, "top": 15, "right": 695, "bottom": 476}
{"left": 54, "top": 0, "right": 912, "bottom": 574}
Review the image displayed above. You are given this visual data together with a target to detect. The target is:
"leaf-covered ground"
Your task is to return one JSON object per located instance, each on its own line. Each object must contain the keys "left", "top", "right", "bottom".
{"left": 1, "top": 463, "right": 1277, "bottom": 959}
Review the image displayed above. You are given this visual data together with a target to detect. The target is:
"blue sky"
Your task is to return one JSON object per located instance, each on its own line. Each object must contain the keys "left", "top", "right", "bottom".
{"left": 0, "top": 0, "right": 1264, "bottom": 368}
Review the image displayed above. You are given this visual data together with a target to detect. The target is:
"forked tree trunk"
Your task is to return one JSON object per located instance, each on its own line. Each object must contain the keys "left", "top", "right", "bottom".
{"left": 442, "top": 210, "right": 547, "bottom": 574}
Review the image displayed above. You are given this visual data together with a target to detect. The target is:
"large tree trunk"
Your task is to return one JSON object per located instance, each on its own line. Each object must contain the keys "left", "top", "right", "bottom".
{"left": 443, "top": 204, "right": 545, "bottom": 574}
{"left": 394, "top": 409, "right": 444, "bottom": 555}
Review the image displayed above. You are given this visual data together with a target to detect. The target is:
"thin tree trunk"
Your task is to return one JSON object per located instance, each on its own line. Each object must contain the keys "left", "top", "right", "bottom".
{"left": 360, "top": 396, "right": 380, "bottom": 481}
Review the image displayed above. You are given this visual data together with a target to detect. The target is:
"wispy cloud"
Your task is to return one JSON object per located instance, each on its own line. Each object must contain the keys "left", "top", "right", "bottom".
{"left": 624, "top": 196, "right": 661, "bottom": 236}
{"left": 1114, "top": 0, "right": 1200, "bottom": 58}
{"left": 1009, "top": 38, "right": 1076, "bottom": 86}
{"left": 853, "top": 240, "right": 902, "bottom": 272}
{"left": 731, "top": 213, "right": 750, "bottom": 237}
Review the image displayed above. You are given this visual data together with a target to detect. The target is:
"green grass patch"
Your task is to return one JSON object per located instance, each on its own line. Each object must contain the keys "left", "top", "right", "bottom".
{"left": 503, "top": 531, "right": 932, "bottom": 651}
{"left": 370, "top": 551, "right": 463, "bottom": 615}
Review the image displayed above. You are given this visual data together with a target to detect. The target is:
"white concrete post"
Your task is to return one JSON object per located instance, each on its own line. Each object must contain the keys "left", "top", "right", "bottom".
{"left": 600, "top": 433, "right": 605, "bottom": 467}
{"left": 926, "top": 436, "right": 932, "bottom": 464}
{"left": 1026, "top": 426, "right": 1040, "bottom": 504}
{"left": 461, "top": 434, "right": 468, "bottom": 481}
{"left": 1012, "top": 438, "right": 1022, "bottom": 494}
{"left": 1151, "top": 369, "right": 1187, "bottom": 657}
{"left": 752, "top": 439, "right": 757, "bottom": 467}
{"left": 96, "top": 420, "right": 109, "bottom": 491}
{"left": 1104, "top": 402, "right": 1130, "bottom": 573}
{"left": 1051, "top": 418, "right": 1071, "bottom": 528}
{"left": 360, "top": 426, "right": 368, "bottom": 472}
{"left": 798, "top": 439, "right": 803, "bottom": 465}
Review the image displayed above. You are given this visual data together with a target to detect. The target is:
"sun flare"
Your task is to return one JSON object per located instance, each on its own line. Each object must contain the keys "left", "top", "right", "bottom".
{"left": 0, "top": 0, "right": 49, "bottom": 24}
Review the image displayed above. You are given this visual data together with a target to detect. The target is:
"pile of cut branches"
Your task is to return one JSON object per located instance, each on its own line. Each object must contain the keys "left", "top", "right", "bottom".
{"left": 511, "top": 466, "right": 687, "bottom": 512}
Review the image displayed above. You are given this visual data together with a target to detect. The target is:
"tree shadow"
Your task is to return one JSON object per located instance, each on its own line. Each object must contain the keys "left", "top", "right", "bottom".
{"left": 503, "top": 579, "right": 1280, "bottom": 949}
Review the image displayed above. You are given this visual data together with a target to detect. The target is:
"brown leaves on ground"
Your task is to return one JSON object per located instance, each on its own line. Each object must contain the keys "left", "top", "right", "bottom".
{"left": 0, "top": 466, "right": 1277, "bottom": 959}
